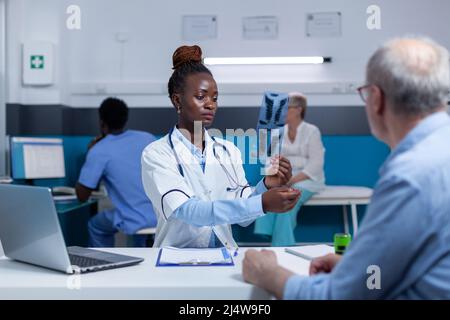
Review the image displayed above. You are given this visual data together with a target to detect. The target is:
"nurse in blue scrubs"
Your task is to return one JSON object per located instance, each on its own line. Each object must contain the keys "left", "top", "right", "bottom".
{"left": 76, "top": 97, "right": 157, "bottom": 247}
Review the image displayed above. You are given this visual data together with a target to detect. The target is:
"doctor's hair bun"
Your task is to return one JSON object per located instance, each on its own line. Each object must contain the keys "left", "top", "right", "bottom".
{"left": 168, "top": 45, "right": 212, "bottom": 99}
{"left": 172, "top": 45, "right": 203, "bottom": 70}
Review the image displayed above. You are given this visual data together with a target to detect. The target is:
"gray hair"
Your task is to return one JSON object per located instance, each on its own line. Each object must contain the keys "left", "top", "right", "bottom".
{"left": 367, "top": 37, "right": 450, "bottom": 115}
{"left": 288, "top": 92, "right": 307, "bottom": 119}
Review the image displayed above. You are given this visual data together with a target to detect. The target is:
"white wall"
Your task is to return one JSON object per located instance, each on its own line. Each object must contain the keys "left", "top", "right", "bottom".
{"left": 0, "top": 0, "right": 6, "bottom": 176}
{"left": 6, "top": 0, "right": 450, "bottom": 107}
{"left": 7, "top": 0, "right": 67, "bottom": 105}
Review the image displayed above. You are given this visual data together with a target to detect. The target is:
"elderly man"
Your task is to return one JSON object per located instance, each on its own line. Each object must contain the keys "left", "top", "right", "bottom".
{"left": 242, "top": 37, "right": 450, "bottom": 299}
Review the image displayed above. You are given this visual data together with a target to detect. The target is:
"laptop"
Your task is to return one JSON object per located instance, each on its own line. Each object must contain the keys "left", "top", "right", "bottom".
{"left": 0, "top": 184, "right": 144, "bottom": 274}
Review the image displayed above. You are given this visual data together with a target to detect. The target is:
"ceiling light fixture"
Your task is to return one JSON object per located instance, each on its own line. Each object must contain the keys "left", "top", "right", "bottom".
{"left": 203, "top": 56, "right": 332, "bottom": 65}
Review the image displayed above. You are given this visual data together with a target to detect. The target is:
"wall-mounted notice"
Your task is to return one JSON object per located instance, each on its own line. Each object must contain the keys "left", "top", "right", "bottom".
{"left": 306, "top": 12, "right": 342, "bottom": 37}
{"left": 243, "top": 16, "right": 278, "bottom": 40}
{"left": 182, "top": 15, "right": 217, "bottom": 41}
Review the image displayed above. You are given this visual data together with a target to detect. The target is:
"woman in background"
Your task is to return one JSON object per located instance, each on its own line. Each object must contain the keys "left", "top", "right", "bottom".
{"left": 255, "top": 92, "right": 325, "bottom": 246}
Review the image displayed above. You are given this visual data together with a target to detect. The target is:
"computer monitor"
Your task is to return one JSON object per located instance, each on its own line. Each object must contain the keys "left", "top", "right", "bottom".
{"left": 10, "top": 137, "right": 66, "bottom": 179}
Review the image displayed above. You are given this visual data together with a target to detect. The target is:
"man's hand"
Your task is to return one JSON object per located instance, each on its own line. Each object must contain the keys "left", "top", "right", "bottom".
{"left": 88, "top": 134, "right": 105, "bottom": 150}
{"left": 242, "top": 249, "right": 294, "bottom": 299}
{"left": 75, "top": 182, "right": 93, "bottom": 203}
{"left": 262, "top": 187, "right": 301, "bottom": 213}
{"left": 264, "top": 156, "right": 293, "bottom": 188}
{"left": 309, "top": 253, "right": 342, "bottom": 275}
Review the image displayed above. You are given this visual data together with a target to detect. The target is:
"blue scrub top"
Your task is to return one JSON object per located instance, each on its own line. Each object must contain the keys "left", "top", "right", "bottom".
{"left": 78, "top": 130, "right": 157, "bottom": 234}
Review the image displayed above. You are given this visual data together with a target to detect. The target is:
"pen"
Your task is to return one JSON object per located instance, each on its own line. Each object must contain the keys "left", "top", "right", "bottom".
{"left": 223, "top": 241, "right": 239, "bottom": 257}
{"left": 284, "top": 248, "right": 313, "bottom": 261}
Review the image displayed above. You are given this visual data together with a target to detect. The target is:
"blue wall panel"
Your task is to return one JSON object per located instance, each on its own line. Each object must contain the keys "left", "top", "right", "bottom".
{"left": 234, "top": 135, "right": 390, "bottom": 244}
{"left": 21, "top": 134, "right": 389, "bottom": 245}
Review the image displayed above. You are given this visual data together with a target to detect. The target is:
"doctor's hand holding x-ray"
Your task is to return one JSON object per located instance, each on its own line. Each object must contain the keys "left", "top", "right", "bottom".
{"left": 141, "top": 45, "right": 300, "bottom": 249}
{"left": 261, "top": 155, "right": 299, "bottom": 212}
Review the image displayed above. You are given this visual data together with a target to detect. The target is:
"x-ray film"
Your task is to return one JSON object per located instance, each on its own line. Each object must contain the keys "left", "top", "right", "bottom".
{"left": 257, "top": 91, "right": 289, "bottom": 131}
{"left": 256, "top": 91, "right": 289, "bottom": 175}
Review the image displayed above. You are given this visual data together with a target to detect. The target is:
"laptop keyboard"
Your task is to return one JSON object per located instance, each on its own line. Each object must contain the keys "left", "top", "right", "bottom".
{"left": 69, "top": 254, "right": 111, "bottom": 268}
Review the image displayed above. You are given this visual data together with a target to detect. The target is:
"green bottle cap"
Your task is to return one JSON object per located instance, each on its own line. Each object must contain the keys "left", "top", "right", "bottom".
{"left": 334, "top": 233, "right": 352, "bottom": 255}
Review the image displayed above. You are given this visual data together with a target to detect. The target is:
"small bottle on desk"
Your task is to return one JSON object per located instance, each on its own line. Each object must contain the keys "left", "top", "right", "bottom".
{"left": 334, "top": 233, "right": 352, "bottom": 255}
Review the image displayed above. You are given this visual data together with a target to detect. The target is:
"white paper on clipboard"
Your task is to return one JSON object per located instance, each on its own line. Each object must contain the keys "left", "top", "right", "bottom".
{"left": 158, "top": 247, "right": 232, "bottom": 265}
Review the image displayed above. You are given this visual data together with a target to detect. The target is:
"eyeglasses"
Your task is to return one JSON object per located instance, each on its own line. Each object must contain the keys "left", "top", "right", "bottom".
{"left": 357, "top": 84, "right": 372, "bottom": 103}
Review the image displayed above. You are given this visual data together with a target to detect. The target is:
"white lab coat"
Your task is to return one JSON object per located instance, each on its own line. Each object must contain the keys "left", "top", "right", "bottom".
{"left": 141, "top": 130, "right": 253, "bottom": 249}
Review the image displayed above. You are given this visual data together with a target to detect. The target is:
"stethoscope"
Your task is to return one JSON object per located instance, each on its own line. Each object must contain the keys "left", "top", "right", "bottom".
{"left": 162, "top": 127, "right": 245, "bottom": 254}
{"left": 168, "top": 127, "right": 249, "bottom": 194}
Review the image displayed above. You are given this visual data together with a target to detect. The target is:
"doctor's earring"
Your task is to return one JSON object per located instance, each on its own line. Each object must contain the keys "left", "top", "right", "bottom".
{"left": 177, "top": 108, "right": 181, "bottom": 114}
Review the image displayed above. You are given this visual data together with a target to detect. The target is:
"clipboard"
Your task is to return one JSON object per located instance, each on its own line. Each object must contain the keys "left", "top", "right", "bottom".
{"left": 155, "top": 247, "right": 235, "bottom": 267}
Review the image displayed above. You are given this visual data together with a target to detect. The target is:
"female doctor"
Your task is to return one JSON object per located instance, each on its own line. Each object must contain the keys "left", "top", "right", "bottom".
{"left": 141, "top": 45, "right": 301, "bottom": 249}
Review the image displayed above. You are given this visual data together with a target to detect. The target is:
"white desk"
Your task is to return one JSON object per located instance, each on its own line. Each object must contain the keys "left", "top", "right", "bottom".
{"left": 304, "top": 186, "right": 373, "bottom": 235}
{"left": 0, "top": 247, "right": 316, "bottom": 300}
